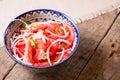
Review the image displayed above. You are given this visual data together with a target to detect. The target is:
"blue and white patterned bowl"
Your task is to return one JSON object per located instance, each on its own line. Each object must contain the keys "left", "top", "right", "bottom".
{"left": 4, "top": 9, "right": 80, "bottom": 68}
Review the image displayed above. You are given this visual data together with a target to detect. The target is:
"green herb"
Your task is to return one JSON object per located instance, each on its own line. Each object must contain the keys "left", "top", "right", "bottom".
{"left": 29, "top": 38, "right": 36, "bottom": 48}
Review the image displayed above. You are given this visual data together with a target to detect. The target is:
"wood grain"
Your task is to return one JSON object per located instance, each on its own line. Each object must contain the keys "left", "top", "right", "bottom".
{"left": 1, "top": 10, "right": 119, "bottom": 80}
{"left": 0, "top": 47, "right": 15, "bottom": 80}
{"left": 77, "top": 12, "right": 120, "bottom": 80}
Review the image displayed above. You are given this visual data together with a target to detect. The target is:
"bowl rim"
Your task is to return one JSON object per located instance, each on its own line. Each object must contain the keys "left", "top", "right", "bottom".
{"left": 3, "top": 9, "right": 80, "bottom": 69}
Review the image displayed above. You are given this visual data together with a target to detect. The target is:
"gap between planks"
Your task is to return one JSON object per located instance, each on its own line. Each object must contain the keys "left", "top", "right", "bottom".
{"left": 75, "top": 11, "right": 120, "bottom": 80}
{"left": 2, "top": 63, "right": 16, "bottom": 80}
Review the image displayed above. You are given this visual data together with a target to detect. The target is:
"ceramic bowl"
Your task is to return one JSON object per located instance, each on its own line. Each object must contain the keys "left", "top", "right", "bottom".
{"left": 3, "top": 9, "right": 80, "bottom": 68}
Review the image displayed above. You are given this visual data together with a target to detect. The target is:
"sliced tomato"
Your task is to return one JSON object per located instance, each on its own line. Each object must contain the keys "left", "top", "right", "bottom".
{"left": 16, "top": 41, "right": 25, "bottom": 46}
{"left": 49, "top": 51, "right": 55, "bottom": 57}
{"left": 34, "top": 61, "right": 49, "bottom": 67}
{"left": 29, "top": 28, "right": 39, "bottom": 33}
{"left": 33, "top": 49, "right": 47, "bottom": 63}
{"left": 50, "top": 42, "right": 59, "bottom": 54}
{"left": 55, "top": 27, "right": 64, "bottom": 35}
{"left": 15, "top": 44, "right": 25, "bottom": 57}
{"left": 65, "top": 24, "right": 75, "bottom": 43}
{"left": 35, "top": 39, "right": 45, "bottom": 49}
{"left": 44, "top": 40, "right": 51, "bottom": 51}
{"left": 46, "top": 24, "right": 55, "bottom": 33}
{"left": 16, "top": 44, "right": 25, "bottom": 53}
{"left": 51, "top": 23, "right": 64, "bottom": 35}
{"left": 44, "top": 23, "right": 64, "bottom": 39}
{"left": 58, "top": 42, "right": 71, "bottom": 50}
{"left": 14, "top": 40, "right": 25, "bottom": 57}
{"left": 33, "top": 49, "right": 42, "bottom": 62}
{"left": 50, "top": 22, "right": 61, "bottom": 28}
{"left": 43, "top": 29, "right": 50, "bottom": 36}
{"left": 40, "top": 24, "right": 50, "bottom": 30}
{"left": 51, "top": 54, "right": 61, "bottom": 62}
{"left": 47, "top": 34, "right": 58, "bottom": 40}
{"left": 27, "top": 42, "right": 34, "bottom": 64}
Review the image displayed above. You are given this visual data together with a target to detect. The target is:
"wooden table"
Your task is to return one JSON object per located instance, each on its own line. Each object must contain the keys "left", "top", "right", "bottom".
{"left": 0, "top": 9, "right": 120, "bottom": 80}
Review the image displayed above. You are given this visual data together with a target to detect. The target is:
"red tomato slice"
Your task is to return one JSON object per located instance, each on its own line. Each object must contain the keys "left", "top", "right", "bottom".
{"left": 44, "top": 23, "right": 64, "bottom": 39}
{"left": 47, "top": 34, "right": 58, "bottom": 40}
{"left": 50, "top": 22, "right": 61, "bottom": 28}
{"left": 40, "top": 24, "right": 50, "bottom": 30}
{"left": 46, "top": 24, "right": 55, "bottom": 33}
{"left": 49, "top": 51, "right": 55, "bottom": 57}
{"left": 15, "top": 45, "right": 25, "bottom": 57}
{"left": 61, "top": 24, "right": 75, "bottom": 49}
{"left": 50, "top": 42, "right": 59, "bottom": 54}
{"left": 16, "top": 44, "right": 25, "bottom": 53}
{"left": 51, "top": 54, "right": 60, "bottom": 62}
{"left": 51, "top": 23, "right": 64, "bottom": 35}
{"left": 44, "top": 40, "right": 51, "bottom": 51}
{"left": 35, "top": 39, "right": 50, "bottom": 51}
{"left": 33, "top": 49, "right": 47, "bottom": 63}
{"left": 14, "top": 40, "right": 25, "bottom": 57}
{"left": 34, "top": 61, "right": 49, "bottom": 67}
{"left": 16, "top": 41, "right": 25, "bottom": 46}
{"left": 50, "top": 23, "right": 64, "bottom": 35}
{"left": 27, "top": 42, "right": 34, "bottom": 64}
{"left": 33, "top": 49, "right": 41, "bottom": 63}
{"left": 36, "top": 39, "right": 45, "bottom": 49}
{"left": 58, "top": 42, "right": 70, "bottom": 50}
{"left": 65, "top": 24, "right": 75, "bottom": 43}
{"left": 43, "top": 30, "right": 50, "bottom": 36}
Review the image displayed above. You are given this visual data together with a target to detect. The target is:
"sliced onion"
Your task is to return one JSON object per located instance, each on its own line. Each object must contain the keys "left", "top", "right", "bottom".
{"left": 33, "top": 30, "right": 48, "bottom": 44}
{"left": 22, "top": 37, "right": 29, "bottom": 63}
{"left": 55, "top": 48, "right": 65, "bottom": 64}
{"left": 16, "top": 48, "right": 24, "bottom": 57}
{"left": 11, "top": 34, "right": 30, "bottom": 64}
{"left": 11, "top": 35, "right": 23, "bottom": 48}
{"left": 56, "top": 48, "right": 71, "bottom": 54}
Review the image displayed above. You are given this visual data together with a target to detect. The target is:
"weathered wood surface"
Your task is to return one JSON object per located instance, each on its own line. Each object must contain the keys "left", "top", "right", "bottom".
{"left": 0, "top": 10, "right": 119, "bottom": 80}
{"left": 0, "top": 47, "right": 15, "bottom": 80}
{"left": 78, "top": 12, "right": 120, "bottom": 80}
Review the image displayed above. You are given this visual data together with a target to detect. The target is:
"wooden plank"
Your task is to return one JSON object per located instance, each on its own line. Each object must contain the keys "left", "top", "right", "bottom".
{"left": 77, "top": 12, "right": 120, "bottom": 80}
{"left": 4, "top": 10, "right": 118, "bottom": 80}
{"left": 0, "top": 47, "right": 15, "bottom": 80}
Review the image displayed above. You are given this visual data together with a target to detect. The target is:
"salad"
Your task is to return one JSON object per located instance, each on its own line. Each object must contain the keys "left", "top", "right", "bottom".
{"left": 10, "top": 19, "right": 76, "bottom": 67}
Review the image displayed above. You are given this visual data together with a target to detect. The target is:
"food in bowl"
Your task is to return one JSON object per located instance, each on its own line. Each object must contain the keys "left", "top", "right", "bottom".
{"left": 4, "top": 9, "right": 79, "bottom": 68}
{"left": 10, "top": 20, "right": 76, "bottom": 66}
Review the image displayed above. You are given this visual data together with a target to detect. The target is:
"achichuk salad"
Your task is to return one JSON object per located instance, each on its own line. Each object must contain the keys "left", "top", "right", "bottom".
{"left": 10, "top": 20, "right": 76, "bottom": 67}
